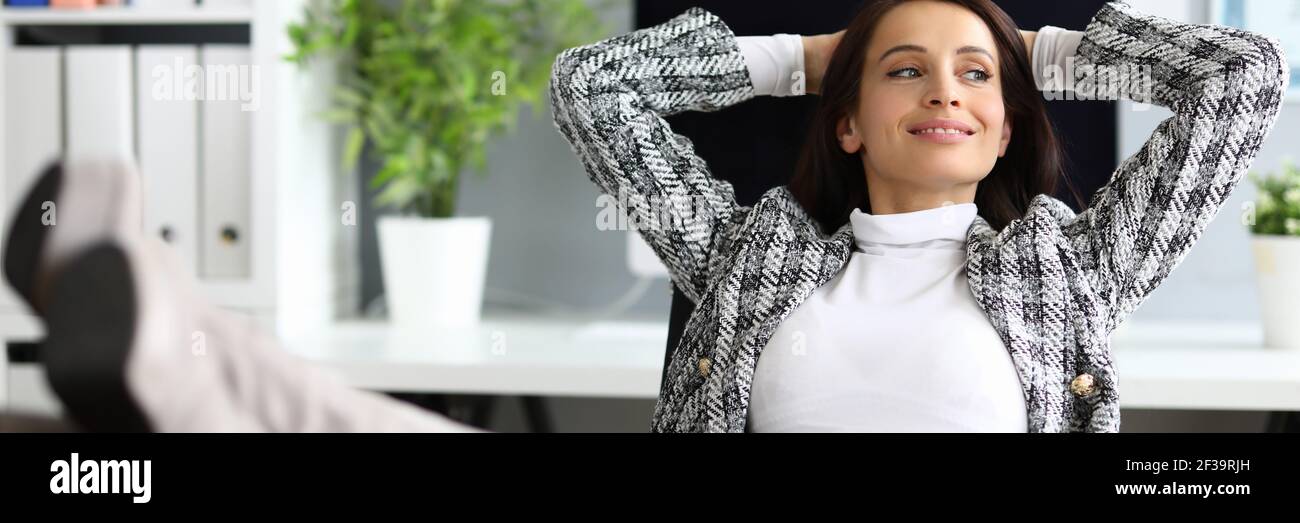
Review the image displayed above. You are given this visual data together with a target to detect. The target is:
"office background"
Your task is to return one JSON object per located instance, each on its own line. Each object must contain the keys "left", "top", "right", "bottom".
{"left": 1, "top": 0, "right": 1296, "bottom": 432}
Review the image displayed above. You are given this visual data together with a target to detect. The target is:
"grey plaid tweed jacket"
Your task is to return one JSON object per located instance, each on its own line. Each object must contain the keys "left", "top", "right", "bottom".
{"left": 549, "top": 1, "right": 1289, "bottom": 432}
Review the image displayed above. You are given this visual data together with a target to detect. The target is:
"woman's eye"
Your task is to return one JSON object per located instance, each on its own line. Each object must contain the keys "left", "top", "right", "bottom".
{"left": 887, "top": 67, "right": 921, "bottom": 78}
{"left": 963, "top": 69, "right": 991, "bottom": 82}
{"left": 888, "top": 67, "right": 991, "bottom": 82}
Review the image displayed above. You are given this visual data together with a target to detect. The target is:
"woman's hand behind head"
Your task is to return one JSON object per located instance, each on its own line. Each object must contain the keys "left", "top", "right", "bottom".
{"left": 803, "top": 30, "right": 845, "bottom": 95}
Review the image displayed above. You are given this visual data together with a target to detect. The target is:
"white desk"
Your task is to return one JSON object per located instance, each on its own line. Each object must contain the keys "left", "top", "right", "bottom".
{"left": 7, "top": 312, "right": 1300, "bottom": 414}
{"left": 1110, "top": 321, "right": 1300, "bottom": 411}
{"left": 282, "top": 314, "right": 1300, "bottom": 412}
{"left": 282, "top": 313, "right": 668, "bottom": 399}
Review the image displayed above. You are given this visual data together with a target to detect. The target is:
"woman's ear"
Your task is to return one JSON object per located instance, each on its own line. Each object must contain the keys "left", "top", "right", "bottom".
{"left": 837, "top": 116, "right": 862, "bottom": 154}
{"left": 997, "top": 118, "right": 1012, "bottom": 157}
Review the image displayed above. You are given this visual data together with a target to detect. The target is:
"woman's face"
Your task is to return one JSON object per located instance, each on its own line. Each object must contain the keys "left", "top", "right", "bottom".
{"left": 839, "top": 0, "right": 1012, "bottom": 193}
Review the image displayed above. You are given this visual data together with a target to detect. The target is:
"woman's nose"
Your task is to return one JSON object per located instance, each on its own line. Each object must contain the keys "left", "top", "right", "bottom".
{"left": 929, "top": 93, "right": 960, "bottom": 107}
{"left": 927, "top": 78, "right": 961, "bottom": 107}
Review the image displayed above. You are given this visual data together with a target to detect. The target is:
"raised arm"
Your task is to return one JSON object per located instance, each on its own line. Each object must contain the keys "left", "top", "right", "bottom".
{"left": 1039, "top": 1, "right": 1289, "bottom": 333}
{"left": 549, "top": 8, "right": 757, "bottom": 304}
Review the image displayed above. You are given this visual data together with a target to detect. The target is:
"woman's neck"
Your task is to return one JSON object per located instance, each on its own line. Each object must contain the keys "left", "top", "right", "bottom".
{"left": 863, "top": 173, "right": 979, "bottom": 215}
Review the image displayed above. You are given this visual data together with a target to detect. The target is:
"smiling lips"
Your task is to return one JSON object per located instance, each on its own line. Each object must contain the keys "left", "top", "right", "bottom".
{"left": 907, "top": 118, "right": 975, "bottom": 144}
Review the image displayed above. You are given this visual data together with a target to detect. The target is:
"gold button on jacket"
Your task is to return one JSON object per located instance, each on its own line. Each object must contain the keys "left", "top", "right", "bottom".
{"left": 697, "top": 357, "right": 712, "bottom": 378}
{"left": 1071, "top": 373, "right": 1097, "bottom": 398}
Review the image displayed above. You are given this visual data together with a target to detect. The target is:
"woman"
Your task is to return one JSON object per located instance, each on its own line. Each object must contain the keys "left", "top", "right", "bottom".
{"left": 549, "top": 0, "right": 1289, "bottom": 432}
{"left": 6, "top": 0, "right": 1286, "bottom": 433}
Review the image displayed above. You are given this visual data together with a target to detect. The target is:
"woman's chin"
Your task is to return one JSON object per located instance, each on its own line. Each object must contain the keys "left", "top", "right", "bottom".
{"left": 890, "top": 160, "right": 982, "bottom": 183}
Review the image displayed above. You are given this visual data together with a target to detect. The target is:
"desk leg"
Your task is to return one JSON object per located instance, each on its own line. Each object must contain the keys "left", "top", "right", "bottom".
{"left": 468, "top": 396, "right": 495, "bottom": 428}
{"left": 521, "top": 396, "right": 552, "bottom": 433}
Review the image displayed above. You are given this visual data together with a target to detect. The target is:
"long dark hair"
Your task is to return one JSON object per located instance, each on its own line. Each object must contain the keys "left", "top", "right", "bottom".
{"left": 790, "top": 0, "right": 1076, "bottom": 233}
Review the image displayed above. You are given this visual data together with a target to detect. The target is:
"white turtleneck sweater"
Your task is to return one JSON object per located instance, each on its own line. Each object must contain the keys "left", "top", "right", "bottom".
{"left": 747, "top": 204, "right": 1028, "bottom": 432}
{"left": 737, "top": 28, "right": 1081, "bottom": 432}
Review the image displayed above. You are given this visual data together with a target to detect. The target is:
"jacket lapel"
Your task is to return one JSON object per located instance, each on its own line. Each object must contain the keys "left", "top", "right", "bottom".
{"left": 713, "top": 189, "right": 854, "bottom": 431}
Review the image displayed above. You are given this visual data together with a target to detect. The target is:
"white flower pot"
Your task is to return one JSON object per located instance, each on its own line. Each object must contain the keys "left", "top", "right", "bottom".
{"left": 1250, "top": 235, "right": 1300, "bottom": 349}
{"left": 378, "top": 216, "right": 492, "bottom": 328}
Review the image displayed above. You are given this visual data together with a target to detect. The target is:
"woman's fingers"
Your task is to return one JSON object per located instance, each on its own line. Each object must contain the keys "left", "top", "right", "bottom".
{"left": 804, "top": 31, "right": 845, "bottom": 95}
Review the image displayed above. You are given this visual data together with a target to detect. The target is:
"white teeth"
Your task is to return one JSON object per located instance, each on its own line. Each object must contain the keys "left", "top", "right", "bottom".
{"left": 915, "top": 128, "right": 967, "bottom": 135}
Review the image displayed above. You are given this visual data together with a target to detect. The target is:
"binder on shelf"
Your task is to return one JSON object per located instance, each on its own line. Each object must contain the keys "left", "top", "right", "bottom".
{"left": 65, "top": 45, "right": 135, "bottom": 160}
{"left": 3, "top": 47, "right": 62, "bottom": 312}
{"left": 199, "top": 44, "right": 252, "bottom": 279}
{"left": 137, "top": 45, "right": 200, "bottom": 273}
{"left": 4, "top": 48, "right": 61, "bottom": 217}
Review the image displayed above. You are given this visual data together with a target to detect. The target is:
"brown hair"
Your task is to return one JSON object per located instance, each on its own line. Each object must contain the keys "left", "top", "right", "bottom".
{"left": 789, "top": 0, "right": 1078, "bottom": 233}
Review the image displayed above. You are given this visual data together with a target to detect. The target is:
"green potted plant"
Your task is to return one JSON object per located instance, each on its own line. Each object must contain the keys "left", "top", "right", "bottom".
{"left": 1247, "top": 160, "right": 1300, "bottom": 348}
{"left": 287, "top": 0, "right": 603, "bottom": 327}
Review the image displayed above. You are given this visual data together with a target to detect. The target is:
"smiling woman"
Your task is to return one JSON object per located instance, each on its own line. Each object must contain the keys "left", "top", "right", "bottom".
{"left": 550, "top": 0, "right": 1289, "bottom": 432}
{"left": 791, "top": 0, "right": 1069, "bottom": 233}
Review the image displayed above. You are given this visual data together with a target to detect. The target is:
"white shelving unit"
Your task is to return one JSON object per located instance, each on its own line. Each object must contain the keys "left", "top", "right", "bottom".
{"left": 0, "top": 1, "right": 348, "bottom": 411}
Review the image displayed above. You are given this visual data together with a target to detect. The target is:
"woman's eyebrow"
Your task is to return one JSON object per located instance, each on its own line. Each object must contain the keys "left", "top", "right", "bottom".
{"left": 878, "top": 44, "right": 994, "bottom": 63}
